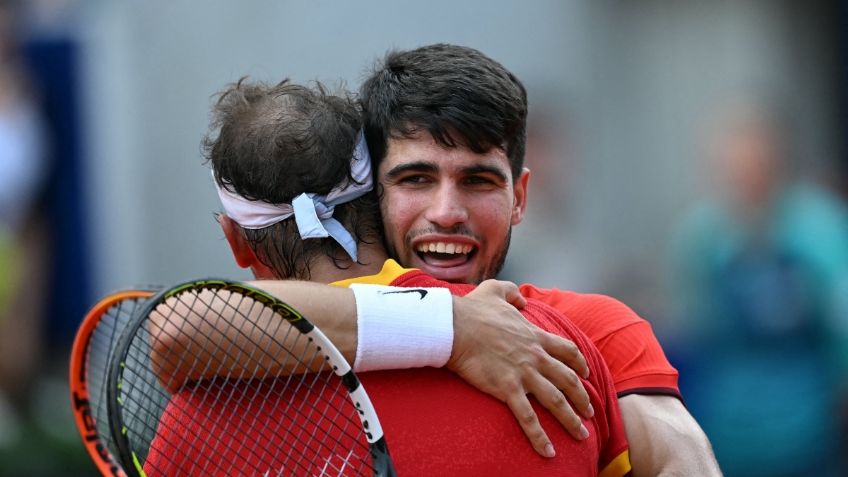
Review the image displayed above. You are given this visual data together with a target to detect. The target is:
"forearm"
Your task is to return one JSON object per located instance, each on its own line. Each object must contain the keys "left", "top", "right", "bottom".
{"left": 620, "top": 394, "right": 722, "bottom": 477}
{"left": 149, "top": 280, "right": 358, "bottom": 390}
{"left": 150, "top": 280, "right": 454, "bottom": 388}
{"left": 247, "top": 280, "right": 358, "bottom": 360}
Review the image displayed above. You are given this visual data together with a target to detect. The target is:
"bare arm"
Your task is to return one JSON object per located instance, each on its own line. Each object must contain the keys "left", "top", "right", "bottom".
{"left": 619, "top": 394, "right": 722, "bottom": 477}
{"left": 149, "top": 281, "right": 358, "bottom": 391}
{"left": 149, "top": 279, "right": 594, "bottom": 457}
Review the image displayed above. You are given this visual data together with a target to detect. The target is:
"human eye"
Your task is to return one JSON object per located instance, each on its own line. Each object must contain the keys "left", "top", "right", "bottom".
{"left": 398, "top": 174, "right": 431, "bottom": 185}
{"left": 463, "top": 175, "right": 497, "bottom": 188}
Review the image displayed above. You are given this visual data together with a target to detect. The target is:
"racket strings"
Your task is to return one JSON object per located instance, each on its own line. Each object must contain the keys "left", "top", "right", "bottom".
{"left": 189, "top": 299, "right": 316, "bottom": 475}
{"left": 88, "top": 306, "right": 123, "bottom": 446}
{"left": 182, "top": 291, "right": 373, "bottom": 476}
{"left": 117, "top": 287, "right": 375, "bottom": 476}
{"left": 179, "top": 293, "right": 372, "bottom": 476}
{"left": 202, "top": 290, "right": 373, "bottom": 475}
{"left": 120, "top": 290, "right": 275, "bottom": 474}
{"left": 121, "top": 291, "right": 322, "bottom": 475}
{"left": 281, "top": 366, "right": 367, "bottom": 476}
{"left": 87, "top": 297, "right": 148, "bottom": 458}
{"left": 149, "top": 289, "right": 305, "bottom": 391}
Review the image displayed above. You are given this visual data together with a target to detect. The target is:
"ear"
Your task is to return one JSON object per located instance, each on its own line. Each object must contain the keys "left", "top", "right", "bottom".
{"left": 511, "top": 168, "right": 530, "bottom": 226}
{"left": 220, "top": 214, "right": 279, "bottom": 279}
{"left": 219, "top": 214, "right": 258, "bottom": 269}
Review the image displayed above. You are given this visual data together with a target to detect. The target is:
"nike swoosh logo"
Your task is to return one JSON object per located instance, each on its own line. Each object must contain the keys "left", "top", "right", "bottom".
{"left": 380, "top": 289, "right": 428, "bottom": 300}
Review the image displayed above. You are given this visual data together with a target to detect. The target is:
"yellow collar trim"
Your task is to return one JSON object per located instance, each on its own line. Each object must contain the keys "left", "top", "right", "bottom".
{"left": 331, "top": 259, "right": 414, "bottom": 287}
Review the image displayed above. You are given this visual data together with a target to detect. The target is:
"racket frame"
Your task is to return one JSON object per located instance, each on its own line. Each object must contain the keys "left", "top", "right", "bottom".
{"left": 69, "top": 290, "right": 155, "bottom": 477}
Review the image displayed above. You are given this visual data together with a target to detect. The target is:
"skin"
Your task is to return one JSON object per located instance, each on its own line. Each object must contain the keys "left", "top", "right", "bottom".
{"left": 378, "top": 131, "right": 528, "bottom": 285}
{"left": 620, "top": 395, "right": 721, "bottom": 477}
{"left": 376, "top": 132, "right": 723, "bottom": 476}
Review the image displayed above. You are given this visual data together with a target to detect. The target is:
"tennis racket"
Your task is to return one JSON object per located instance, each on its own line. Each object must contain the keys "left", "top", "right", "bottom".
{"left": 69, "top": 289, "right": 157, "bottom": 477}
{"left": 106, "top": 278, "right": 395, "bottom": 477}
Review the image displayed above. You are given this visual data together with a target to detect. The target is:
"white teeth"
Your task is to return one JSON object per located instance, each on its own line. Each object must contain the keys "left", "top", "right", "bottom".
{"left": 416, "top": 242, "right": 473, "bottom": 255}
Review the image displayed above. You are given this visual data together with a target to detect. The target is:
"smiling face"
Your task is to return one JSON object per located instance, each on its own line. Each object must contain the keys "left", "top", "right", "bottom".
{"left": 377, "top": 132, "right": 529, "bottom": 284}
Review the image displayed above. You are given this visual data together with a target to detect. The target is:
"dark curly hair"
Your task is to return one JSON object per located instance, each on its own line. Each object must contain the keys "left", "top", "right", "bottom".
{"left": 203, "top": 78, "right": 382, "bottom": 279}
{"left": 359, "top": 43, "right": 528, "bottom": 181}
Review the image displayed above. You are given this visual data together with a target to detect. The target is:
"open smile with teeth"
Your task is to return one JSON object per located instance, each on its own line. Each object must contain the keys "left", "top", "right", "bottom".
{"left": 416, "top": 242, "right": 474, "bottom": 255}
{"left": 414, "top": 241, "right": 476, "bottom": 267}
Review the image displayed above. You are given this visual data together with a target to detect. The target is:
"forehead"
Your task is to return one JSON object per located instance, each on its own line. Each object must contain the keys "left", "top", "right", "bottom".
{"left": 380, "top": 132, "right": 510, "bottom": 175}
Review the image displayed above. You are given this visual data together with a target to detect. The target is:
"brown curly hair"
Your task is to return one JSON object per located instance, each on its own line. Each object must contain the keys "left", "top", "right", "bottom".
{"left": 203, "top": 77, "right": 382, "bottom": 279}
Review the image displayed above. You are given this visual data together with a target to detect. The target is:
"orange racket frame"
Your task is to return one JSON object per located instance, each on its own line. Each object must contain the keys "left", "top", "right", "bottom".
{"left": 69, "top": 290, "right": 155, "bottom": 477}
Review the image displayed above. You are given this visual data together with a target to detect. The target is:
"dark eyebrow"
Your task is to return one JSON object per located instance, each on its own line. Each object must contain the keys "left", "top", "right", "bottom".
{"left": 461, "top": 164, "right": 509, "bottom": 183}
{"left": 383, "top": 161, "right": 439, "bottom": 180}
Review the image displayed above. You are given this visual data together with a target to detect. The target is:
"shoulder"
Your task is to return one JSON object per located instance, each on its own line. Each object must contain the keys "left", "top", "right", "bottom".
{"left": 518, "top": 285, "right": 645, "bottom": 340}
{"left": 520, "top": 284, "right": 680, "bottom": 397}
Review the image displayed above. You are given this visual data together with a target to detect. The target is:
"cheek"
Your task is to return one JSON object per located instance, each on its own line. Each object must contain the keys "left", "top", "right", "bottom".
{"left": 380, "top": 194, "right": 417, "bottom": 239}
{"left": 481, "top": 216, "right": 511, "bottom": 243}
{"left": 383, "top": 192, "right": 419, "bottom": 224}
{"left": 475, "top": 198, "right": 513, "bottom": 230}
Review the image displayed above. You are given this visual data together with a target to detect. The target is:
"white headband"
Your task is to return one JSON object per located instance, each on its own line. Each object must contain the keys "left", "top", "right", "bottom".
{"left": 213, "top": 131, "right": 373, "bottom": 261}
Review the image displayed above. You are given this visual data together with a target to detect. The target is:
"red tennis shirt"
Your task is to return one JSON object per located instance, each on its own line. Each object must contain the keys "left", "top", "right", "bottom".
{"left": 144, "top": 261, "right": 631, "bottom": 476}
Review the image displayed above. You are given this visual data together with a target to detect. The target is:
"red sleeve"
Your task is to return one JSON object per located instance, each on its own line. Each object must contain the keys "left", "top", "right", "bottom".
{"left": 519, "top": 284, "right": 680, "bottom": 398}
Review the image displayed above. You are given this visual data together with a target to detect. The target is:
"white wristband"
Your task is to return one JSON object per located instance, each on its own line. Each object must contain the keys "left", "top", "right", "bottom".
{"left": 350, "top": 284, "right": 453, "bottom": 372}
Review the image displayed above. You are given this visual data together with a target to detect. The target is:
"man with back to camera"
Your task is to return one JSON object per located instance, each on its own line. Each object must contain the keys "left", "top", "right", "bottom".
{"left": 146, "top": 77, "right": 631, "bottom": 476}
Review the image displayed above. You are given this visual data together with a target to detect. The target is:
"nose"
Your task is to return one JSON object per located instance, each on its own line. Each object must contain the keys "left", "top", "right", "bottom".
{"left": 423, "top": 183, "right": 468, "bottom": 228}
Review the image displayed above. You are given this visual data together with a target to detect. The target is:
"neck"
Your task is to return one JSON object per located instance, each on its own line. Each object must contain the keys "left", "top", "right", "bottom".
{"left": 306, "top": 242, "right": 389, "bottom": 284}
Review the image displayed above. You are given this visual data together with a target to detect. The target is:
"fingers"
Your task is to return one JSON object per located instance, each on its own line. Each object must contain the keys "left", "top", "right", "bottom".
{"left": 539, "top": 330, "right": 589, "bottom": 379}
{"left": 503, "top": 283, "right": 527, "bottom": 309}
{"left": 536, "top": 331, "right": 593, "bottom": 418}
{"left": 523, "top": 372, "right": 591, "bottom": 441}
{"left": 505, "top": 394, "right": 556, "bottom": 458}
{"left": 450, "top": 283, "right": 596, "bottom": 456}
{"left": 537, "top": 357, "right": 594, "bottom": 420}
{"left": 476, "top": 279, "right": 526, "bottom": 309}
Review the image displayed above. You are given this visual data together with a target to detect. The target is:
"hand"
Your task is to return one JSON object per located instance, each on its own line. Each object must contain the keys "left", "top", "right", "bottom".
{"left": 447, "top": 279, "right": 593, "bottom": 458}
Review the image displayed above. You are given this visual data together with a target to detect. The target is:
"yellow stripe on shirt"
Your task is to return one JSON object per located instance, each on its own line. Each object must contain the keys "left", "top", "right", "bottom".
{"left": 599, "top": 450, "right": 631, "bottom": 477}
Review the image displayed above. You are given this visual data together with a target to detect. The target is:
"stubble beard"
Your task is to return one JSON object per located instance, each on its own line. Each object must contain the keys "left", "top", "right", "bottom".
{"left": 472, "top": 227, "right": 511, "bottom": 285}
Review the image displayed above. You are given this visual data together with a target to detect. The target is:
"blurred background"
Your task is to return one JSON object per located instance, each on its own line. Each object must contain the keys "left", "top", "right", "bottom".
{"left": 0, "top": 0, "right": 845, "bottom": 475}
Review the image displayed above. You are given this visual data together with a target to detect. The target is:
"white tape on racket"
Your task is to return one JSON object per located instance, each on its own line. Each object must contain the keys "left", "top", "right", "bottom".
{"left": 306, "top": 325, "right": 384, "bottom": 444}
